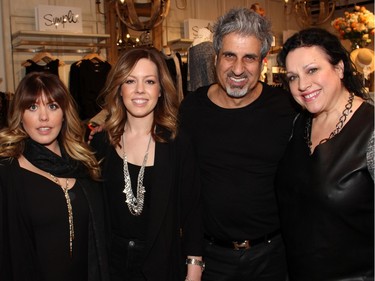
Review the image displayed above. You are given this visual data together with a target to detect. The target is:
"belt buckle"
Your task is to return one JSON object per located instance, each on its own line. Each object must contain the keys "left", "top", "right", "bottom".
{"left": 233, "top": 240, "right": 250, "bottom": 250}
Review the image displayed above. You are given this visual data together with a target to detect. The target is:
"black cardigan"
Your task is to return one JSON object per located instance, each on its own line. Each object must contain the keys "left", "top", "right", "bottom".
{"left": 0, "top": 158, "right": 110, "bottom": 281}
{"left": 91, "top": 129, "right": 203, "bottom": 281}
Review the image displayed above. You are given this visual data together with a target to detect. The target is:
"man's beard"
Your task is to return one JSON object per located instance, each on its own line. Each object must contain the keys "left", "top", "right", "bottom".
{"left": 226, "top": 85, "right": 249, "bottom": 98}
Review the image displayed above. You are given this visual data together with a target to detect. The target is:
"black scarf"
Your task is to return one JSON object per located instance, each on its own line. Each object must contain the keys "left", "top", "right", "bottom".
{"left": 23, "top": 138, "right": 88, "bottom": 178}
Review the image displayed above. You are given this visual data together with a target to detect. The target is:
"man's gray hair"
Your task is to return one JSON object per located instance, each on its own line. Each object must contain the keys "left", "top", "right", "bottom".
{"left": 213, "top": 8, "right": 273, "bottom": 60}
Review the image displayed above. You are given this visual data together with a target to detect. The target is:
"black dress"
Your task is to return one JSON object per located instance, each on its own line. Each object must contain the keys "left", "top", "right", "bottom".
{"left": 276, "top": 102, "right": 374, "bottom": 281}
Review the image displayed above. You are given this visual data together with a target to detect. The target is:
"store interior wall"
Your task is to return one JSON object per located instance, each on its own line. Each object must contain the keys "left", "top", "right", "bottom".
{"left": 0, "top": 0, "right": 373, "bottom": 93}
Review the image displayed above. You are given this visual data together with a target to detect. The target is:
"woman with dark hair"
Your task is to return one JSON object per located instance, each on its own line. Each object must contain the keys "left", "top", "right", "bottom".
{"left": 0, "top": 72, "right": 109, "bottom": 281}
{"left": 276, "top": 28, "right": 374, "bottom": 281}
{"left": 90, "top": 47, "right": 203, "bottom": 281}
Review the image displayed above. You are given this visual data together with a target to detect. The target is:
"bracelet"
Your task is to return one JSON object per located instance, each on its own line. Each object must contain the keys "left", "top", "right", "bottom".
{"left": 185, "top": 278, "right": 194, "bottom": 281}
{"left": 185, "top": 258, "right": 205, "bottom": 272}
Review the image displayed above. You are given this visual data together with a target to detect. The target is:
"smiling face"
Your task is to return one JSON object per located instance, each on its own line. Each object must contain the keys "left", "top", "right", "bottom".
{"left": 216, "top": 33, "right": 263, "bottom": 98}
{"left": 120, "top": 58, "right": 160, "bottom": 121}
{"left": 22, "top": 92, "right": 64, "bottom": 154}
{"left": 285, "top": 46, "right": 344, "bottom": 114}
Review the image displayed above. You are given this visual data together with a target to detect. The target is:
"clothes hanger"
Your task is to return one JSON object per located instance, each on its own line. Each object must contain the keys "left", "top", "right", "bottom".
{"left": 21, "top": 52, "right": 65, "bottom": 67}
{"left": 82, "top": 52, "right": 106, "bottom": 63}
{"left": 75, "top": 52, "right": 106, "bottom": 67}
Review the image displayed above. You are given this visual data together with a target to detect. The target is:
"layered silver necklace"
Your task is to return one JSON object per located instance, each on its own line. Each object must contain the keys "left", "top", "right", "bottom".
{"left": 122, "top": 133, "right": 152, "bottom": 216}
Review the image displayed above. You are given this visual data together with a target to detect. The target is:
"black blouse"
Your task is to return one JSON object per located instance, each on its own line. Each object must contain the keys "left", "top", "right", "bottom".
{"left": 276, "top": 102, "right": 374, "bottom": 281}
{"left": 105, "top": 147, "right": 153, "bottom": 241}
{"left": 20, "top": 168, "right": 89, "bottom": 281}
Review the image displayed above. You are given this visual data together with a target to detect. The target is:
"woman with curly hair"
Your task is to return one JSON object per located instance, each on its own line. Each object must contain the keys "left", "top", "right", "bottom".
{"left": 0, "top": 72, "right": 109, "bottom": 281}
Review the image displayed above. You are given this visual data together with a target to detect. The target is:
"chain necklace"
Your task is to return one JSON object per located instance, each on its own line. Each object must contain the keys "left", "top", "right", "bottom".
{"left": 48, "top": 173, "right": 74, "bottom": 257}
{"left": 122, "top": 133, "right": 152, "bottom": 216}
{"left": 305, "top": 92, "right": 354, "bottom": 154}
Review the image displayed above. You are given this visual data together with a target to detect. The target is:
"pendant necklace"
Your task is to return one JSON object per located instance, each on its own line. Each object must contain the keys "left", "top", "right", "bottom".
{"left": 49, "top": 173, "right": 74, "bottom": 257}
{"left": 305, "top": 92, "right": 354, "bottom": 154}
{"left": 122, "top": 133, "right": 152, "bottom": 216}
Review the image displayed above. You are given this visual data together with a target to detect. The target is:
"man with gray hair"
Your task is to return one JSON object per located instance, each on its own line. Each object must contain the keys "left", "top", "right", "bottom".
{"left": 179, "top": 8, "right": 298, "bottom": 281}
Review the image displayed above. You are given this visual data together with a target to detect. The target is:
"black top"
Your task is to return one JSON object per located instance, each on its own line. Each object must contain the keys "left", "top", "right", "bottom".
{"left": 276, "top": 102, "right": 374, "bottom": 281}
{"left": 25, "top": 59, "right": 59, "bottom": 76}
{"left": 0, "top": 158, "right": 110, "bottom": 281}
{"left": 179, "top": 83, "right": 298, "bottom": 240}
{"left": 106, "top": 146, "right": 153, "bottom": 240}
{"left": 69, "top": 60, "right": 111, "bottom": 121}
{"left": 20, "top": 168, "right": 89, "bottom": 281}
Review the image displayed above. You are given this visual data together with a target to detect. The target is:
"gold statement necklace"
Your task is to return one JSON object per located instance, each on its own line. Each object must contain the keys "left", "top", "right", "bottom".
{"left": 122, "top": 133, "right": 152, "bottom": 216}
{"left": 49, "top": 173, "right": 74, "bottom": 257}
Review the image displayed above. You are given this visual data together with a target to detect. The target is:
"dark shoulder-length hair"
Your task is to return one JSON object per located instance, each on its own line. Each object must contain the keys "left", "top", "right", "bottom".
{"left": 100, "top": 47, "right": 179, "bottom": 147}
{"left": 277, "top": 27, "right": 369, "bottom": 99}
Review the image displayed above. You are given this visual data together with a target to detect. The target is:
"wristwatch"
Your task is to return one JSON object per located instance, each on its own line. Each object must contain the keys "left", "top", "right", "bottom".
{"left": 186, "top": 258, "right": 205, "bottom": 272}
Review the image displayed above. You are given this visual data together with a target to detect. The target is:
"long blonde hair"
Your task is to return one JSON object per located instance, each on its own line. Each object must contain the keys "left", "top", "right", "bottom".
{"left": 100, "top": 47, "right": 179, "bottom": 147}
{"left": 0, "top": 72, "right": 101, "bottom": 180}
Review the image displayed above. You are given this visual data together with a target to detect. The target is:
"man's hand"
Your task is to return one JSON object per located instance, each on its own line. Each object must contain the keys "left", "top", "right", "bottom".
{"left": 87, "top": 122, "right": 104, "bottom": 144}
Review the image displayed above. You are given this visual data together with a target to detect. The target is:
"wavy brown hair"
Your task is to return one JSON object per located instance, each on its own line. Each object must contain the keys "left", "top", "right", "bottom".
{"left": 0, "top": 72, "right": 101, "bottom": 180}
{"left": 100, "top": 47, "right": 179, "bottom": 147}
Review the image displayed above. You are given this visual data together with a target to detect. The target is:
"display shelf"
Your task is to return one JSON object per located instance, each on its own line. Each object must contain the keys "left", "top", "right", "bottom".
{"left": 12, "top": 30, "right": 110, "bottom": 53}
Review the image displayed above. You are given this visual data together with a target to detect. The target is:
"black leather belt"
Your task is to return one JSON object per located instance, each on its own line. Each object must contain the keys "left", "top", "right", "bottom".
{"left": 204, "top": 229, "right": 281, "bottom": 250}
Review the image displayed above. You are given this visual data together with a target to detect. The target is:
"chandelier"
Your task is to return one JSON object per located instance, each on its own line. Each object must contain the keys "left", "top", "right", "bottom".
{"left": 96, "top": 0, "right": 170, "bottom": 49}
{"left": 284, "top": 0, "right": 336, "bottom": 26}
{"left": 115, "top": 0, "right": 170, "bottom": 31}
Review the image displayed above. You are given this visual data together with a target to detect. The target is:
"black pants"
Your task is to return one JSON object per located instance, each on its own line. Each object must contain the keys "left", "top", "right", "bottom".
{"left": 109, "top": 233, "right": 147, "bottom": 281}
{"left": 202, "top": 234, "right": 287, "bottom": 281}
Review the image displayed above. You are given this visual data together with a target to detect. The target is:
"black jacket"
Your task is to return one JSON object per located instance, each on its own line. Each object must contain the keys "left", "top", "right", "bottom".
{"left": 91, "top": 129, "right": 203, "bottom": 281}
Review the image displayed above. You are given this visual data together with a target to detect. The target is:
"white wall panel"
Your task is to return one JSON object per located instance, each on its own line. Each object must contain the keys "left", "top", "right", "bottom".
{"left": 2, "top": 0, "right": 106, "bottom": 91}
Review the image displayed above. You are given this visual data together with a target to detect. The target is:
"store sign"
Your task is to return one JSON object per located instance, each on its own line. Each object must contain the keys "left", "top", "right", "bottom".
{"left": 35, "top": 5, "right": 83, "bottom": 33}
{"left": 184, "top": 19, "right": 214, "bottom": 40}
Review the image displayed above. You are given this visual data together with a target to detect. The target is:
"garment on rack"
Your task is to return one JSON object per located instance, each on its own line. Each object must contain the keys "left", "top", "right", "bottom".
{"left": 0, "top": 91, "right": 8, "bottom": 129}
{"left": 25, "top": 59, "right": 60, "bottom": 77}
{"left": 164, "top": 52, "right": 184, "bottom": 102}
{"left": 187, "top": 41, "right": 216, "bottom": 92}
{"left": 69, "top": 59, "right": 111, "bottom": 121}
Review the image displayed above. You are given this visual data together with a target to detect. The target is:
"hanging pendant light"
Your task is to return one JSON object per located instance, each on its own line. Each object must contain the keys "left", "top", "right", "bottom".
{"left": 115, "top": 0, "right": 170, "bottom": 31}
{"left": 284, "top": 0, "right": 336, "bottom": 26}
